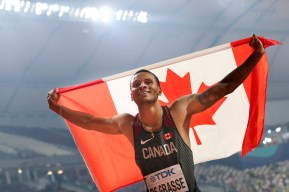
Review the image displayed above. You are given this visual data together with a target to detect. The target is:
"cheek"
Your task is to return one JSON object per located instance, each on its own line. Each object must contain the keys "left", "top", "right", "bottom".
{"left": 131, "top": 90, "right": 137, "bottom": 97}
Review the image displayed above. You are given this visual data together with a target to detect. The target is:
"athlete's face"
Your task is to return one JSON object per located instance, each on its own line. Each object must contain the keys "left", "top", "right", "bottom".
{"left": 130, "top": 72, "right": 162, "bottom": 105}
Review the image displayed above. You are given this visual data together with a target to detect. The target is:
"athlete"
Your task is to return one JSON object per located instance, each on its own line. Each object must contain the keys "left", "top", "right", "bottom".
{"left": 47, "top": 34, "right": 265, "bottom": 191}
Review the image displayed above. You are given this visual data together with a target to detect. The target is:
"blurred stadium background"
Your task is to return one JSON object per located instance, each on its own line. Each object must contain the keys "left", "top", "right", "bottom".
{"left": 1, "top": 0, "right": 289, "bottom": 191}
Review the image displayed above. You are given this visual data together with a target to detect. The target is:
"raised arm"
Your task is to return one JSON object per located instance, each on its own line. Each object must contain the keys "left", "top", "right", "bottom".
{"left": 175, "top": 34, "right": 265, "bottom": 116}
{"left": 47, "top": 89, "right": 132, "bottom": 135}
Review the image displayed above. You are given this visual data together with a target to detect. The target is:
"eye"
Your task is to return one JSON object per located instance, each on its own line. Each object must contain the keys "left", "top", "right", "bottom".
{"left": 145, "top": 80, "right": 152, "bottom": 85}
{"left": 132, "top": 82, "right": 140, "bottom": 88}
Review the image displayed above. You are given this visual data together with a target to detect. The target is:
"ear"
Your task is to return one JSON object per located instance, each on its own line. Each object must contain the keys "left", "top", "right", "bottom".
{"left": 158, "top": 88, "right": 162, "bottom": 96}
{"left": 131, "top": 92, "right": 134, "bottom": 101}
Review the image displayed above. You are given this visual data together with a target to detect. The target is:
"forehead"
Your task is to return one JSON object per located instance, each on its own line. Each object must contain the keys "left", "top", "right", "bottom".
{"left": 131, "top": 72, "right": 155, "bottom": 82}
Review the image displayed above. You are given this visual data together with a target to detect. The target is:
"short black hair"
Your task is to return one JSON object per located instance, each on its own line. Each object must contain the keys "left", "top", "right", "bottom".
{"left": 132, "top": 69, "right": 160, "bottom": 87}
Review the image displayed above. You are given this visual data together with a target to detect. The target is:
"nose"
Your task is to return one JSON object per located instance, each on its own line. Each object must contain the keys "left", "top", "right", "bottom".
{"left": 138, "top": 82, "right": 147, "bottom": 89}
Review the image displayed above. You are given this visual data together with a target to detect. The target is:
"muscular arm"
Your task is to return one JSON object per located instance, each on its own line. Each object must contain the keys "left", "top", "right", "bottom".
{"left": 47, "top": 91, "right": 133, "bottom": 135}
{"left": 188, "top": 34, "right": 265, "bottom": 114}
{"left": 169, "top": 35, "right": 265, "bottom": 145}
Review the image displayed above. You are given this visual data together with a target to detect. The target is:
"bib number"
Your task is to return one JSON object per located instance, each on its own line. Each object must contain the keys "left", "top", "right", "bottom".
{"left": 144, "top": 164, "right": 189, "bottom": 192}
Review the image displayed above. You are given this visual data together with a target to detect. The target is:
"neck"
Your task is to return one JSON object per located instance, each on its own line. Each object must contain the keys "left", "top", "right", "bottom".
{"left": 138, "top": 103, "right": 162, "bottom": 130}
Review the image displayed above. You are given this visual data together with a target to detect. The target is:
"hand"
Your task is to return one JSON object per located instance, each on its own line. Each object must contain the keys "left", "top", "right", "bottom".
{"left": 249, "top": 34, "right": 265, "bottom": 55}
{"left": 47, "top": 88, "right": 60, "bottom": 111}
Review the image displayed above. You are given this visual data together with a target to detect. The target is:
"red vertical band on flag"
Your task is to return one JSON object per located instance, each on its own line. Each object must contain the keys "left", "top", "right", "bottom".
{"left": 58, "top": 81, "right": 142, "bottom": 192}
{"left": 231, "top": 43, "right": 268, "bottom": 157}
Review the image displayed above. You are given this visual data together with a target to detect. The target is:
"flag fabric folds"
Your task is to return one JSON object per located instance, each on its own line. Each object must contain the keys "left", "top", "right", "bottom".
{"left": 57, "top": 36, "right": 280, "bottom": 192}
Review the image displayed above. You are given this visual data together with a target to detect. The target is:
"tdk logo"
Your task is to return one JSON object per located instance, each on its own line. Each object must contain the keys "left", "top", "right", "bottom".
{"left": 150, "top": 168, "right": 176, "bottom": 182}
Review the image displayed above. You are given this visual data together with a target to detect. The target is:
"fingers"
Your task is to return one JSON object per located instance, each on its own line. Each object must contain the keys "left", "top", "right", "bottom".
{"left": 47, "top": 88, "right": 59, "bottom": 101}
{"left": 249, "top": 34, "right": 257, "bottom": 46}
{"left": 250, "top": 34, "right": 262, "bottom": 46}
{"left": 249, "top": 34, "right": 265, "bottom": 55}
{"left": 47, "top": 90, "right": 53, "bottom": 99}
{"left": 47, "top": 90, "right": 52, "bottom": 99}
{"left": 47, "top": 88, "right": 58, "bottom": 96}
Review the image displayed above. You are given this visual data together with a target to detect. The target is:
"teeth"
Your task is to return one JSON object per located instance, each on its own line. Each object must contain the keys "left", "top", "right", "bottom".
{"left": 139, "top": 91, "right": 148, "bottom": 95}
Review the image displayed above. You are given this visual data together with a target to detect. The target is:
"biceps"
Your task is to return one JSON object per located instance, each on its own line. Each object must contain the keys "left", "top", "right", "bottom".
{"left": 88, "top": 117, "right": 122, "bottom": 135}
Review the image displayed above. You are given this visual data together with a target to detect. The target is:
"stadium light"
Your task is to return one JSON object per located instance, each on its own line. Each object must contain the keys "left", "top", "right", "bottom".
{"left": 18, "top": 168, "right": 23, "bottom": 174}
{"left": 275, "top": 126, "right": 281, "bottom": 132}
{"left": 262, "top": 137, "right": 272, "bottom": 145}
{"left": 138, "top": 11, "right": 148, "bottom": 23}
{"left": 0, "top": 0, "right": 149, "bottom": 24}
{"left": 99, "top": 6, "right": 112, "bottom": 23}
{"left": 46, "top": 4, "right": 60, "bottom": 16}
{"left": 23, "top": 1, "right": 30, "bottom": 13}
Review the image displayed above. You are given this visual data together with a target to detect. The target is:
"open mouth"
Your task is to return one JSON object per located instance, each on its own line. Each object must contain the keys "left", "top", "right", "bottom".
{"left": 138, "top": 90, "right": 150, "bottom": 96}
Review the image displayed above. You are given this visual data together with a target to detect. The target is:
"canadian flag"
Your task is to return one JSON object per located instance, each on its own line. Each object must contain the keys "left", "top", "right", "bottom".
{"left": 163, "top": 132, "right": 173, "bottom": 140}
{"left": 57, "top": 36, "right": 280, "bottom": 192}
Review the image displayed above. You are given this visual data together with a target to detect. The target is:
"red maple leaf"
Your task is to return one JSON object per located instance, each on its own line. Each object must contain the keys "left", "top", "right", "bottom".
{"left": 159, "top": 69, "right": 226, "bottom": 145}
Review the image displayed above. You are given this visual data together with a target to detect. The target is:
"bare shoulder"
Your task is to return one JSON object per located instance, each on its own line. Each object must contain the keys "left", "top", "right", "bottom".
{"left": 114, "top": 113, "right": 135, "bottom": 144}
{"left": 168, "top": 95, "right": 199, "bottom": 146}
{"left": 114, "top": 113, "right": 135, "bottom": 128}
{"left": 168, "top": 95, "right": 193, "bottom": 127}
{"left": 169, "top": 94, "right": 202, "bottom": 115}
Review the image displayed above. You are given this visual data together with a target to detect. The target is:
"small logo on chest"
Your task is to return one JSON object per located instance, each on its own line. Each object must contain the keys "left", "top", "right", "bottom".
{"left": 163, "top": 132, "right": 173, "bottom": 140}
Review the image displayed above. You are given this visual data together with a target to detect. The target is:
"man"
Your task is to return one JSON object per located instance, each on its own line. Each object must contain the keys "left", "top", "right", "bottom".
{"left": 48, "top": 34, "right": 265, "bottom": 191}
